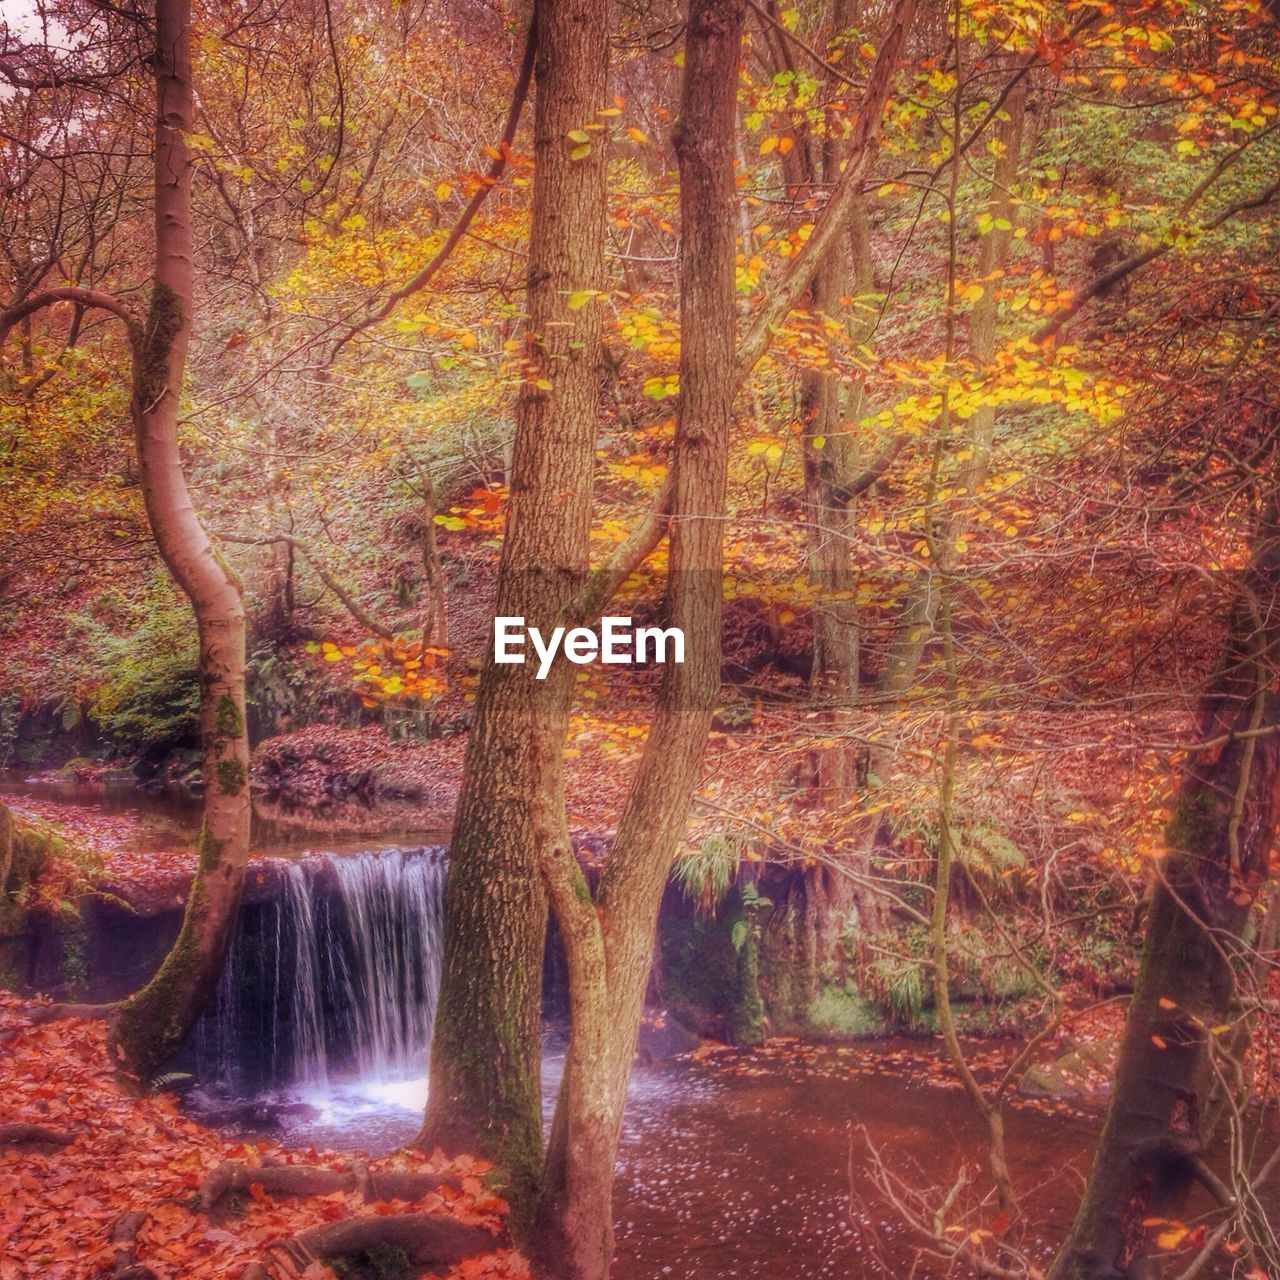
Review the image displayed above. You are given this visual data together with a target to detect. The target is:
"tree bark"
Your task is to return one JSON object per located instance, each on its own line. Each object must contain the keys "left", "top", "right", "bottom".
{"left": 1051, "top": 498, "right": 1280, "bottom": 1280}
{"left": 420, "top": 0, "right": 608, "bottom": 1227}
{"left": 106, "top": 0, "right": 252, "bottom": 1083}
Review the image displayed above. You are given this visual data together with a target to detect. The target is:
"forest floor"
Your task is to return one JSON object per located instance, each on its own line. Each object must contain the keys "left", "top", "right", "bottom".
{"left": 0, "top": 995, "right": 529, "bottom": 1280}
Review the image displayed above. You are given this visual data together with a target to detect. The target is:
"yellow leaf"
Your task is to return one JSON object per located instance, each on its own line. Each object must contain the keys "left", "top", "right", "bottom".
{"left": 435, "top": 181, "right": 453, "bottom": 201}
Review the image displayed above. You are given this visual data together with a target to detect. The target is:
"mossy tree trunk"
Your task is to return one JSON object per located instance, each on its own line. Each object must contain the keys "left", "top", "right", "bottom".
{"left": 420, "top": 0, "right": 608, "bottom": 1224}
{"left": 1050, "top": 498, "right": 1280, "bottom": 1280}
{"left": 107, "top": 0, "right": 252, "bottom": 1082}
{"left": 0, "top": 803, "right": 53, "bottom": 940}
{"left": 0, "top": 0, "right": 250, "bottom": 1076}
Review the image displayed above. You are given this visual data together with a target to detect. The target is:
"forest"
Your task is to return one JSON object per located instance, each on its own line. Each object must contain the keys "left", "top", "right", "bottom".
{"left": 1, "top": 0, "right": 1279, "bottom": 1277}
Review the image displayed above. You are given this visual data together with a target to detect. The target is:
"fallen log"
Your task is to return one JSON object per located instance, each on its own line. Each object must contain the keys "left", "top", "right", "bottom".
{"left": 275, "top": 1212, "right": 496, "bottom": 1270}
{"left": 198, "top": 1160, "right": 353, "bottom": 1217}
{"left": 25, "top": 1001, "right": 116, "bottom": 1024}
{"left": 108, "top": 1209, "right": 154, "bottom": 1280}
{"left": 0, "top": 1123, "right": 75, "bottom": 1147}
{"left": 198, "top": 1158, "right": 452, "bottom": 1219}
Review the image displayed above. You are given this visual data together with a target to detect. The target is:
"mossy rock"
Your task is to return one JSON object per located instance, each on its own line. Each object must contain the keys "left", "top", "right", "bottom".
{"left": 807, "top": 983, "right": 885, "bottom": 1037}
{"left": 0, "top": 806, "right": 51, "bottom": 935}
{"left": 0, "top": 803, "right": 101, "bottom": 939}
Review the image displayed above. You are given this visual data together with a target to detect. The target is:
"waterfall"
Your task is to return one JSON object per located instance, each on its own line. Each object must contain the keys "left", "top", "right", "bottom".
{"left": 194, "top": 847, "right": 446, "bottom": 1094}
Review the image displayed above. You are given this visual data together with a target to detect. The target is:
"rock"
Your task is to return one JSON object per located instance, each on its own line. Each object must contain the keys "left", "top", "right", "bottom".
{"left": 635, "top": 1009, "right": 702, "bottom": 1064}
{"left": 1019, "top": 1041, "right": 1114, "bottom": 1101}
{"left": 1018, "top": 1064, "right": 1072, "bottom": 1099}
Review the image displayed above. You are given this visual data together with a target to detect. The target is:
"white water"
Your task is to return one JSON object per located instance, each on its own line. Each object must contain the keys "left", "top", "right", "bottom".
{"left": 194, "top": 847, "right": 446, "bottom": 1100}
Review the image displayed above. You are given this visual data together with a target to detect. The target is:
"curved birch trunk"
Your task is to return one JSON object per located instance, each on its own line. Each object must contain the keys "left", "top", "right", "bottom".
{"left": 107, "top": 0, "right": 252, "bottom": 1082}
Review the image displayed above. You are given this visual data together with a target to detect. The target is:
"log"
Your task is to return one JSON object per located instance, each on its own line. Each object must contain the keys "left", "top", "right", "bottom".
{"left": 0, "top": 1123, "right": 75, "bottom": 1147}
{"left": 199, "top": 1159, "right": 453, "bottom": 1218}
{"left": 25, "top": 1001, "right": 116, "bottom": 1024}
{"left": 351, "top": 1162, "right": 451, "bottom": 1203}
{"left": 108, "top": 1209, "right": 152, "bottom": 1280}
{"left": 279, "top": 1213, "right": 496, "bottom": 1269}
{"left": 198, "top": 1160, "right": 355, "bottom": 1217}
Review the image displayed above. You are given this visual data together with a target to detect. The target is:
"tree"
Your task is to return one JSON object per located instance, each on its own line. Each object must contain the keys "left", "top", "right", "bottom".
{"left": 419, "top": 0, "right": 609, "bottom": 1221}
{"left": 421, "top": 0, "right": 920, "bottom": 1270}
{"left": 1050, "top": 518, "right": 1280, "bottom": 1279}
{"left": 0, "top": 0, "right": 251, "bottom": 1081}
{"left": 530, "top": 2, "right": 746, "bottom": 1272}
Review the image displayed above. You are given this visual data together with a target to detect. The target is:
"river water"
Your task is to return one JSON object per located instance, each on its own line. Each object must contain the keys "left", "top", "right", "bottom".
{"left": 226, "top": 1042, "right": 1099, "bottom": 1280}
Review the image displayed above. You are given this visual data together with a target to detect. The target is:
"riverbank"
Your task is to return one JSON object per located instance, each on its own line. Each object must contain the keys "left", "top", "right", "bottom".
{"left": 0, "top": 995, "right": 528, "bottom": 1280}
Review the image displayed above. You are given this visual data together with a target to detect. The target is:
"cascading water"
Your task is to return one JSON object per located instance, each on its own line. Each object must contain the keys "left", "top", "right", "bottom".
{"left": 193, "top": 847, "right": 445, "bottom": 1103}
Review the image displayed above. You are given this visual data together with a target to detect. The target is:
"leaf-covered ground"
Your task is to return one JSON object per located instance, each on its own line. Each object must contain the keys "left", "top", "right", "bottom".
{"left": 0, "top": 996, "right": 529, "bottom": 1280}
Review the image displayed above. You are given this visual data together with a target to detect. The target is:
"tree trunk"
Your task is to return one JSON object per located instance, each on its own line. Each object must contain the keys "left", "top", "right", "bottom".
{"left": 107, "top": 0, "right": 252, "bottom": 1084}
{"left": 416, "top": 458, "right": 448, "bottom": 644}
{"left": 420, "top": 0, "right": 608, "bottom": 1226}
{"left": 1051, "top": 498, "right": 1280, "bottom": 1280}
{"left": 874, "top": 82, "right": 1025, "bottom": 697}
{"left": 531, "top": 3, "right": 746, "bottom": 1275}
{"left": 800, "top": 0, "right": 868, "bottom": 733}
{"left": 963, "top": 80, "right": 1026, "bottom": 490}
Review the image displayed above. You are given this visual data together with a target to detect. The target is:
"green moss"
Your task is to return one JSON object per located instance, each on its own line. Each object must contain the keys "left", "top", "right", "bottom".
{"left": 809, "top": 984, "right": 883, "bottom": 1036}
{"left": 83, "top": 577, "right": 200, "bottom": 752}
{"left": 215, "top": 757, "right": 247, "bottom": 795}
{"left": 215, "top": 695, "right": 243, "bottom": 739}
{"left": 61, "top": 920, "right": 89, "bottom": 996}
{"left": 1, "top": 803, "right": 101, "bottom": 936}
{"left": 196, "top": 824, "right": 225, "bottom": 873}
{"left": 110, "top": 917, "right": 204, "bottom": 1081}
{"left": 660, "top": 883, "right": 767, "bottom": 1045}
{"left": 731, "top": 924, "right": 766, "bottom": 1045}
{"left": 210, "top": 544, "right": 245, "bottom": 593}
{"left": 133, "top": 281, "right": 184, "bottom": 407}
{"left": 1165, "top": 786, "right": 1222, "bottom": 857}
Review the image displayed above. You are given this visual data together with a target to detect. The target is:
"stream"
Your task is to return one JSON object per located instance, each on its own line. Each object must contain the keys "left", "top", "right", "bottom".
{"left": 6, "top": 777, "right": 1103, "bottom": 1277}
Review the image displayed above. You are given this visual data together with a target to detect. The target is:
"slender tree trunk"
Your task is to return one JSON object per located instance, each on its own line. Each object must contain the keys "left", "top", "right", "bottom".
{"left": 963, "top": 80, "right": 1026, "bottom": 490}
{"left": 107, "top": 0, "right": 252, "bottom": 1083}
{"left": 801, "top": 0, "right": 865, "bottom": 732}
{"left": 792, "top": 2, "right": 885, "bottom": 962}
{"left": 531, "top": 4, "right": 746, "bottom": 1275}
{"left": 420, "top": 0, "right": 608, "bottom": 1225}
{"left": 1051, "top": 498, "right": 1280, "bottom": 1280}
{"left": 874, "top": 82, "right": 1025, "bottom": 698}
{"left": 416, "top": 459, "right": 448, "bottom": 644}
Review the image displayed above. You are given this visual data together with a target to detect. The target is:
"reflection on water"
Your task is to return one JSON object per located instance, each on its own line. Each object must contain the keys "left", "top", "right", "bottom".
{"left": 0, "top": 773, "right": 449, "bottom": 857}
